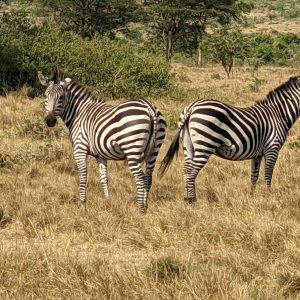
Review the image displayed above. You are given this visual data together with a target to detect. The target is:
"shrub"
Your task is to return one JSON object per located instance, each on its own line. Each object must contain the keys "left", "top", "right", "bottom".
{"left": 246, "top": 33, "right": 300, "bottom": 66}
{"left": 0, "top": 11, "right": 174, "bottom": 97}
{"left": 202, "top": 29, "right": 248, "bottom": 78}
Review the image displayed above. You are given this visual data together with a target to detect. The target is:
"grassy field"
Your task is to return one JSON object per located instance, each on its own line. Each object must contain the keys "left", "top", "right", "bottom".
{"left": 1, "top": 65, "right": 300, "bottom": 299}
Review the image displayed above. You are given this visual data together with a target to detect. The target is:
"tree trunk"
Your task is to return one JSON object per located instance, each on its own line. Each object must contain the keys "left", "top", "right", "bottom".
{"left": 197, "top": 40, "right": 203, "bottom": 67}
{"left": 222, "top": 57, "right": 234, "bottom": 78}
{"left": 165, "top": 30, "right": 172, "bottom": 61}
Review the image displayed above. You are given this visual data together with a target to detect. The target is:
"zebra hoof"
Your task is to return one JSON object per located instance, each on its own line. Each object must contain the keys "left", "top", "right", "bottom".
{"left": 77, "top": 200, "right": 86, "bottom": 209}
{"left": 137, "top": 203, "right": 147, "bottom": 214}
{"left": 139, "top": 206, "right": 147, "bottom": 214}
{"left": 184, "top": 197, "right": 196, "bottom": 204}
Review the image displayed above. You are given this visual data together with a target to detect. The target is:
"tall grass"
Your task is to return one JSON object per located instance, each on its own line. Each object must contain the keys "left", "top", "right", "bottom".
{"left": 1, "top": 65, "right": 300, "bottom": 299}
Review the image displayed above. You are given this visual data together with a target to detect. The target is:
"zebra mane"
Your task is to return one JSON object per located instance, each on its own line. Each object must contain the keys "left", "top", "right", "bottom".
{"left": 52, "top": 70, "right": 102, "bottom": 102}
{"left": 51, "top": 69, "right": 71, "bottom": 83}
{"left": 256, "top": 76, "right": 300, "bottom": 105}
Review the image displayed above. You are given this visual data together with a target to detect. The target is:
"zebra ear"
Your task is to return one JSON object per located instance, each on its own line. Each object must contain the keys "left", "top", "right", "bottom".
{"left": 38, "top": 71, "right": 50, "bottom": 86}
{"left": 59, "top": 78, "right": 72, "bottom": 86}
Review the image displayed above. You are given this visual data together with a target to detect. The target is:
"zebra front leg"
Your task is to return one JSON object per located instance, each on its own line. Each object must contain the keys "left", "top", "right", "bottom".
{"left": 96, "top": 157, "right": 109, "bottom": 198}
{"left": 250, "top": 157, "right": 262, "bottom": 195}
{"left": 264, "top": 151, "right": 279, "bottom": 189}
{"left": 127, "top": 160, "right": 147, "bottom": 212}
{"left": 74, "top": 151, "right": 88, "bottom": 205}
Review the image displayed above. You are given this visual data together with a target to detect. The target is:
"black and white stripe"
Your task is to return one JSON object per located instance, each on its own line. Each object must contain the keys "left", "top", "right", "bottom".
{"left": 159, "top": 76, "right": 300, "bottom": 203}
{"left": 38, "top": 70, "right": 166, "bottom": 212}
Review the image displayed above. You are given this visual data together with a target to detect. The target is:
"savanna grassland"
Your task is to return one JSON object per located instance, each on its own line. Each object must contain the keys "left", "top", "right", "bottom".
{"left": 1, "top": 64, "right": 300, "bottom": 299}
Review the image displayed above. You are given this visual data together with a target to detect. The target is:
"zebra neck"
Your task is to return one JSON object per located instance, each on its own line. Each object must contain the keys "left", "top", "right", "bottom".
{"left": 61, "top": 94, "right": 107, "bottom": 129}
{"left": 265, "top": 96, "right": 300, "bottom": 130}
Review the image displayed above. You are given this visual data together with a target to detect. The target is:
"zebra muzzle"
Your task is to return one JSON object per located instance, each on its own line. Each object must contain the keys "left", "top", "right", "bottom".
{"left": 45, "top": 113, "right": 57, "bottom": 127}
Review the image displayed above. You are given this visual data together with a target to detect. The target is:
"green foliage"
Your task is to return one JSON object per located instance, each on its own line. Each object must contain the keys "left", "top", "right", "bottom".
{"left": 201, "top": 30, "right": 300, "bottom": 71}
{"left": 0, "top": 10, "right": 174, "bottom": 97}
{"left": 203, "top": 28, "right": 248, "bottom": 78}
{"left": 142, "top": 0, "right": 252, "bottom": 60}
{"left": 31, "top": 0, "right": 140, "bottom": 39}
{"left": 247, "top": 33, "right": 300, "bottom": 66}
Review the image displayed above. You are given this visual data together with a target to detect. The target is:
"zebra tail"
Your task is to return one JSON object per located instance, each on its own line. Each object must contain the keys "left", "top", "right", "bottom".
{"left": 158, "top": 128, "right": 181, "bottom": 177}
{"left": 158, "top": 105, "right": 192, "bottom": 177}
{"left": 144, "top": 110, "right": 158, "bottom": 162}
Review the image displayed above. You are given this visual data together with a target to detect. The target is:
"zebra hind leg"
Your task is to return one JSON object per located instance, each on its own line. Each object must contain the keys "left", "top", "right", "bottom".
{"left": 96, "top": 157, "right": 109, "bottom": 198}
{"left": 127, "top": 159, "right": 147, "bottom": 213}
{"left": 250, "top": 157, "right": 262, "bottom": 195}
{"left": 145, "top": 127, "right": 166, "bottom": 193}
{"left": 144, "top": 148, "right": 156, "bottom": 194}
{"left": 183, "top": 149, "right": 213, "bottom": 204}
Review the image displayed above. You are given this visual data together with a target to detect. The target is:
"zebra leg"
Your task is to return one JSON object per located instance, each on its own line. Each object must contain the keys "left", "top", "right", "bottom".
{"left": 145, "top": 161, "right": 154, "bottom": 193}
{"left": 74, "top": 150, "right": 88, "bottom": 204}
{"left": 183, "top": 149, "right": 212, "bottom": 204}
{"left": 96, "top": 157, "right": 109, "bottom": 198}
{"left": 250, "top": 157, "right": 262, "bottom": 195}
{"left": 145, "top": 127, "right": 166, "bottom": 193}
{"left": 127, "top": 159, "right": 147, "bottom": 212}
{"left": 264, "top": 151, "right": 279, "bottom": 189}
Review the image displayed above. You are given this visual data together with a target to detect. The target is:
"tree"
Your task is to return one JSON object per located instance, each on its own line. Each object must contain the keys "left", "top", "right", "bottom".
{"left": 203, "top": 28, "right": 248, "bottom": 78}
{"left": 142, "top": 1, "right": 188, "bottom": 60}
{"left": 31, "top": 0, "right": 140, "bottom": 38}
{"left": 142, "top": 0, "right": 252, "bottom": 61}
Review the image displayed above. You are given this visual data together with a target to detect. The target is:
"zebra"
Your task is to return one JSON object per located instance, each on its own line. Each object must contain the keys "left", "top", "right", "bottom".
{"left": 38, "top": 70, "right": 167, "bottom": 212}
{"left": 159, "top": 76, "right": 300, "bottom": 203}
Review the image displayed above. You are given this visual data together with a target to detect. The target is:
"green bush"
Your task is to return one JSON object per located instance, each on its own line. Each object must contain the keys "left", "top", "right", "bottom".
{"left": 246, "top": 33, "right": 300, "bottom": 66}
{"left": 200, "top": 30, "right": 300, "bottom": 69}
{"left": 0, "top": 11, "right": 174, "bottom": 97}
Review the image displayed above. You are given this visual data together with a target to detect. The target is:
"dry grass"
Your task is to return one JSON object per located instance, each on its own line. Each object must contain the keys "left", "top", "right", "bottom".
{"left": 1, "top": 65, "right": 300, "bottom": 299}
{"left": 244, "top": 6, "right": 300, "bottom": 35}
{"left": 245, "top": 11, "right": 300, "bottom": 35}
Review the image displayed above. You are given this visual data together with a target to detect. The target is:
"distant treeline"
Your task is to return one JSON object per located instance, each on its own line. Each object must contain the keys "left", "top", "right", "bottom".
{"left": 0, "top": 1, "right": 299, "bottom": 95}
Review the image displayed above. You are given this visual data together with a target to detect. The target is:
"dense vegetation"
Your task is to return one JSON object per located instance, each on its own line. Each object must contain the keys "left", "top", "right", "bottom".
{"left": 0, "top": 0, "right": 299, "bottom": 93}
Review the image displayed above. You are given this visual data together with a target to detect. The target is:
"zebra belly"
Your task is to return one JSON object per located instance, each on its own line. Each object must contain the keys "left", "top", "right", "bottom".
{"left": 215, "top": 145, "right": 239, "bottom": 160}
{"left": 88, "top": 141, "right": 126, "bottom": 160}
{"left": 215, "top": 145, "right": 262, "bottom": 161}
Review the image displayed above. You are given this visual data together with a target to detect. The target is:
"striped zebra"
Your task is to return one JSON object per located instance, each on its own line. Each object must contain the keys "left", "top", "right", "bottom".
{"left": 38, "top": 70, "right": 166, "bottom": 212}
{"left": 159, "top": 76, "right": 300, "bottom": 203}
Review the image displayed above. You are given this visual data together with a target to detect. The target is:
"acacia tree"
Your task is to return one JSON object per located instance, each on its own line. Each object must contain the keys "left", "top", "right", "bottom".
{"left": 203, "top": 28, "right": 248, "bottom": 78}
{"left": 31, "top": 0, "right": 140, "bottom": 38}
{"left": 142, "top": 0, "right": 251, "bottom": 61}
{"left": 142, "top": 1, "right": 189, "bottom": 60}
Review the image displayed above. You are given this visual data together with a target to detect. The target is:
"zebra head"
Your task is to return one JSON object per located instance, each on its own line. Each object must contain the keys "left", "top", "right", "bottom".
{"left": 38, "top": 71, "right": 72, "bottom": 127}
